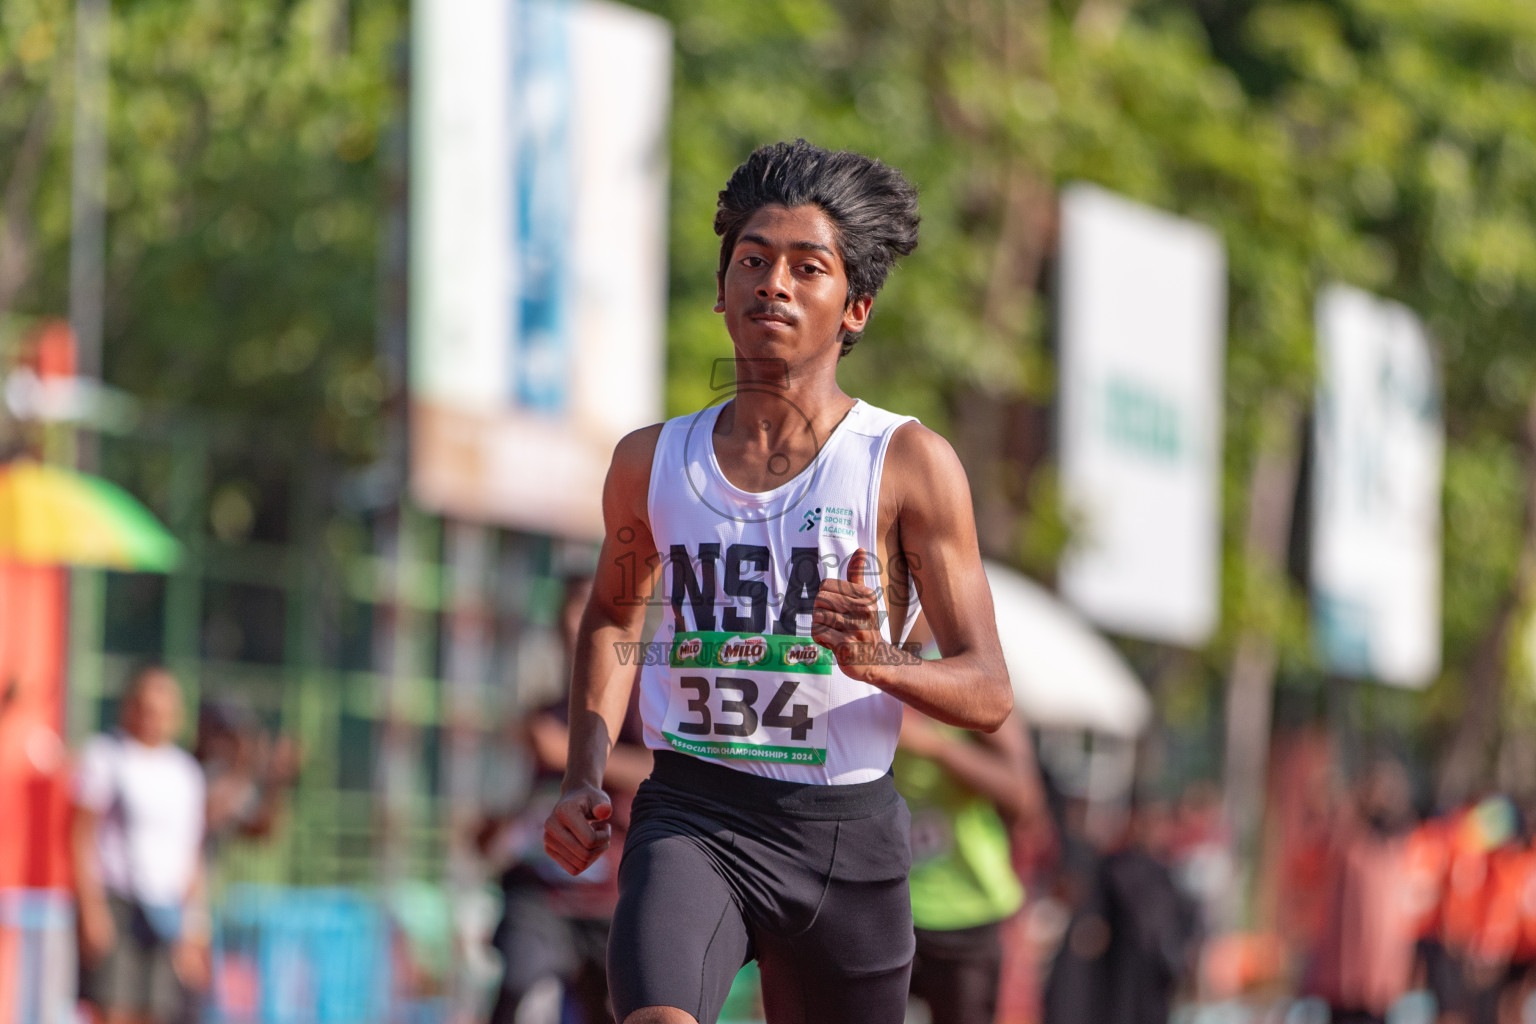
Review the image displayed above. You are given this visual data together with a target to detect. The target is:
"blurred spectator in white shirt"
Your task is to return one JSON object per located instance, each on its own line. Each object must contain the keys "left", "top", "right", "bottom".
{"left": 72, "top": 664, "right": 209, "bottom": 1024}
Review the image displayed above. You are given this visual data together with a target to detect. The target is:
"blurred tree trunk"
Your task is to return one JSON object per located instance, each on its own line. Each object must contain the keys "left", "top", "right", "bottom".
{"left": 1437, "top": 396, "right": 1536, "bottom": 807}
{"left": 0, "top": 92, "right": 54, "bottom": 316}
{"left": 1222, "top": 395, "right": 1303, "bottom": 924}
{"left": 942, "top": 0, "right": 1056, "bottom": 562}
{"left": 954, "top": 390, "right": 1014, "bottom": 559}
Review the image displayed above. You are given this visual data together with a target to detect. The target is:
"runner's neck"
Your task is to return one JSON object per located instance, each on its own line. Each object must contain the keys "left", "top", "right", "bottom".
{"left": 712, "top": 390, "right": 859, "bottom": 494}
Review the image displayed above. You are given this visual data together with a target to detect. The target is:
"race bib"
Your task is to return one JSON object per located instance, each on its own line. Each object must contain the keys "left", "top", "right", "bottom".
{"left": 662, "top": 631, "right": 833, "bottom": 765}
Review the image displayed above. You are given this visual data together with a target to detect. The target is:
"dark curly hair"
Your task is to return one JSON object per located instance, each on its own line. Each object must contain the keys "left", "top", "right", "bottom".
{"left": 715, "top": 140, "right": 920, "bottom": 357}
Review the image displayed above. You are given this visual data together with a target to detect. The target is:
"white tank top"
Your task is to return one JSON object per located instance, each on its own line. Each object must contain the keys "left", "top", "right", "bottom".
{"left": 638, "top": 398, "right": 921, "bottom": 785}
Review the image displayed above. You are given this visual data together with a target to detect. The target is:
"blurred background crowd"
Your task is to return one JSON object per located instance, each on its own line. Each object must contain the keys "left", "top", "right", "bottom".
{"left": 4, "top": 0, "right": 1536, "bottom": 1022}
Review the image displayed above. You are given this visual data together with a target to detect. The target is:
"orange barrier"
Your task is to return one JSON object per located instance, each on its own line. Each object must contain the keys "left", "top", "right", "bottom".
{"left": 0, "top": 562, "right": 71, "bottom": 1024}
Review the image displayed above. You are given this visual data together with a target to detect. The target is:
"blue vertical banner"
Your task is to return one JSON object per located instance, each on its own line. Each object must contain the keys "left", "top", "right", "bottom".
{"left": 511, "top": 0, "right": 574, "bottom": 414}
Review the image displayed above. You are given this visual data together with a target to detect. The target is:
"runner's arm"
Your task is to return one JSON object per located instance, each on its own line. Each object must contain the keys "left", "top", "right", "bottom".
{"left": 562, "top": 425, "right": 661, "bottom": 792}
{"left": 71, "top": 742, "right": 118, "bottom": 961}
{"left": 70, "top": 803, "right": 115, "bottom": 960}
{"left": 814, "top": 423, "right": 1012, "bottom": 730}
{"left": 545, "top": 426, "right": 661, "bottom": 874}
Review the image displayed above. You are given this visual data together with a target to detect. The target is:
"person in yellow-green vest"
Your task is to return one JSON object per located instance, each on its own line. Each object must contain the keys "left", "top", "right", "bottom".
{"left": 894, "top": 645, "right": 1045, "bottom": 1024}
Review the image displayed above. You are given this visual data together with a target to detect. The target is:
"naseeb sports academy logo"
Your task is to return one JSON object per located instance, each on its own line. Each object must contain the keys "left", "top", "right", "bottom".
{"left": 798, "top": 504, "right": 856, "bottom": 537}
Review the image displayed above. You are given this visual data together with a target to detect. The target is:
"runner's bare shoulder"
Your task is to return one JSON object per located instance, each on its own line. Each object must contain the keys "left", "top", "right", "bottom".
{"left": 884, "top": 421, "right": 972, "bottom": 524}
{"left": 604, "top": 424, "right": 665, "bottom": 522}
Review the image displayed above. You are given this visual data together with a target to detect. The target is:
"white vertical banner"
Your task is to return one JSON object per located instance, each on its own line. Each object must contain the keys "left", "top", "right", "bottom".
{"left": 1058, "top": 184, "right": 1228, "bottom": 646}
{"left": 567, "top": 0, "right": 670, "bottom": 446}
{"left": 410, "top": 0, "right": 670, "bottom": 537}
{"left": 411, "top": 0, "right": 514, "bottom": 411}
{"left": 1312, "top": 285, "right": 1442, "bottom": 688}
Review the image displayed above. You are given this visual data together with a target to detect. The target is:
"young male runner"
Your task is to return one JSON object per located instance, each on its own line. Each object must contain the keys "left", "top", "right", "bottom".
{"left": 544, "top": 139, "right": 1013, "bottom": 1024}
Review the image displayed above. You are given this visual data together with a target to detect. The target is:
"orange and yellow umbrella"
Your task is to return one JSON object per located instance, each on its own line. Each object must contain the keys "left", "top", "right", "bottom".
{"left": 0, "top": 461, "right": 180, "bottom": 572}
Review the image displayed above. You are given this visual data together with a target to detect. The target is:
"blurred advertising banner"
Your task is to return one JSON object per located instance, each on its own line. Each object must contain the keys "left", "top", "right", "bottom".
{"left": 1057, "top": 184, "right": 1227, "bottom": 647}
{"left": 1311, "top": 285, "right": 1443, "bottom": 688}
{"left": 410, "top": 0, "right": 671, "bottom": 538}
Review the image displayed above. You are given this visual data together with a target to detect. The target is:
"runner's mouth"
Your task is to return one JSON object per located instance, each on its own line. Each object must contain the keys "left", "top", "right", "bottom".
{"left": 747, "top": 307, "right": 797, "bottom": 327}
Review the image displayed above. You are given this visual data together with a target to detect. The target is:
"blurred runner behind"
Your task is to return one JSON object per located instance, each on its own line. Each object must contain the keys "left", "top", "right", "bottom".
{"left": 482, "top": 575, "right": 651, "bottom": 1024}
{"left": 894, "top": 621, "right": 1045, "bottom": 1024}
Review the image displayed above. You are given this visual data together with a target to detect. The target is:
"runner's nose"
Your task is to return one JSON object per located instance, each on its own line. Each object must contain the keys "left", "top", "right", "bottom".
{"left": 758, "top": 258, "right": 792, "bottom": 301}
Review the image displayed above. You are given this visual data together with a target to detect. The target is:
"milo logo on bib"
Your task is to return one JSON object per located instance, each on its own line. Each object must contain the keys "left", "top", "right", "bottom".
{"left": 664, "top": 631, "right": 834, "bottom": 765}
{"left": 783, "top": 643, "right": 822, "bottom": 667}
{"left": 718, "top": 636, "right": 768, "bottom": 666}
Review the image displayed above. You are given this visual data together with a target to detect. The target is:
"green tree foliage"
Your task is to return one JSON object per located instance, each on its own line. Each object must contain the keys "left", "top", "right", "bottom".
{"left": 639, "top": 0, "right": 1536, "bottom": 775}
{"left": 0, "top": 0, "right": 402, "bottom": 460}
{"left": 640, "top": 0, "right": 1321, "bottom": 657}
{"left": 5, "top": 0, "right": 1536, "bottom": 784}
{"left": 1205, "top": 0, "right": 1536, "bottom": 787}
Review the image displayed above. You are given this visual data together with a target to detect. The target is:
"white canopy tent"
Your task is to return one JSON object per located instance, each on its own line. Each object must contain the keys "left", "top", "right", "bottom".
{"left": 981, "top": 561, "right": 1152, "bottom": 739}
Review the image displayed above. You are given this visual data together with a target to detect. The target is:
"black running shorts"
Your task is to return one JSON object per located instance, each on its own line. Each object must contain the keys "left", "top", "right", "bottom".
{"left": 608, "top": 750, "right": 915, "bottom": 1024}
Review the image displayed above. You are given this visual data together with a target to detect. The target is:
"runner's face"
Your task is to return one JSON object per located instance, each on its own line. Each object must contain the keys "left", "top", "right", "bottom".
{"left": 716, "top": 204, "right": 872, "bottom": 363}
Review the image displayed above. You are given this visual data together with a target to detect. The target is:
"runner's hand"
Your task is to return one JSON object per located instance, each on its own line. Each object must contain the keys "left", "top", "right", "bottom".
{"left": 813, "top": 548, "right": 911, "bottom": 683}
{"left": 78, "top": 898, "right": 115, "bottom": 965}
{"left": 543, "top": 784, "right": 614, "bottom": 876}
